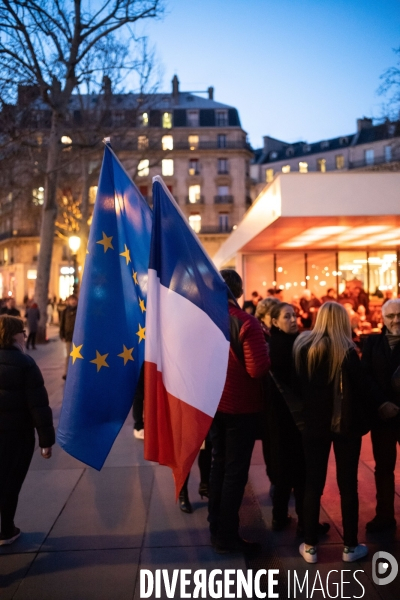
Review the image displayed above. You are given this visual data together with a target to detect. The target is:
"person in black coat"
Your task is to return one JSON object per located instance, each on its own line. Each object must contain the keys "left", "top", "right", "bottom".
{"left": 361, "top": 298, "right": 400, "bottom": 532}
{"left": 0, "top": 315, "right": 54, "bottom": 545}
{"left": 293, "top": 302, "right": 371, "bottom": 564}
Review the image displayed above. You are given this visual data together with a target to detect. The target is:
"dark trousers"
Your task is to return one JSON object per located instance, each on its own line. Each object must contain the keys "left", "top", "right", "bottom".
{"left": 302, "top": 432, "right": 361, "bottom": 547}
{"left": 26, "top": 332, "right": 36, "bottom": 349}
{"left": 180, "top": 436, "right": 213, "bottom": 494}
{"left": 269, "top": 417, "right": 305, "bottom": 525}
{"left": 0, "top": 430, "right": 35, "bottom": 535}
{"left": 132, "top": 367, "right": 144, "bottom": 430}
{"left": 370, "top": 426, "right": 400, "bottom": 521}
{"left": 208, "top": 411, "right": 259, "bottom": 544}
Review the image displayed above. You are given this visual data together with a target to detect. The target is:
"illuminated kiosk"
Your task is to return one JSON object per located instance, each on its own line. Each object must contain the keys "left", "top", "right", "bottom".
{"left": 213, "top": 172, "right": 400, "bottom": 300}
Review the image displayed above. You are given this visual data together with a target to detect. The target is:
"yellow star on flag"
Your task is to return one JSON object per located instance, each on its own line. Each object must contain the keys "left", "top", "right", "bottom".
{"left": 132, "top": 271, "right": 138, "bottom": 284}
{"left": 118, "top": 345, "right": 134, "bottom": 366}
{"left": 96, "top": 232, "right": 114, "bottom": 253}
{"left": 70, "top": 343, "right": 84, "bottom": 364}
{"left": 120, "top": 244, "right": 131, "bottom": 265}
{"left": 90, "top": 350, "right": 109, "bottom": 372}
{"left": 136, "top": 324, "right": 146, "bottom": 343}
{"left": 139, "top": 298, "right": 146, "bottom": 313}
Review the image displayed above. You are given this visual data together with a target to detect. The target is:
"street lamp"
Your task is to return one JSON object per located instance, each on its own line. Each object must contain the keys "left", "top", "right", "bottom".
{"left": 69, "top": 235, "right": 81, "bottom": 295}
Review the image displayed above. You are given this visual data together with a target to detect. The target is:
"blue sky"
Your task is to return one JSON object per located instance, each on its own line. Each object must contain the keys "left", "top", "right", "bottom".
{"left": 140, "top": 0, "right": 400, "bottom": 148}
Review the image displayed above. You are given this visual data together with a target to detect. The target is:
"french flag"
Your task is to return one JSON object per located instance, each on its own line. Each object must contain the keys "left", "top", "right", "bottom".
{"left": 144, "top": 177, "right": 230, "bottom": 495}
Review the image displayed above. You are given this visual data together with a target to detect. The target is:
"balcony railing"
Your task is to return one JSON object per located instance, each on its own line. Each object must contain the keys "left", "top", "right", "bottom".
{"left": 185, "top": 196, "right": 204, "bottom": 205}
{"left": 348, "top": 154, "right": 399, "bottom": 169}
{"left": 214, "top": 195, "right": 233, "bottom": 204}
{"left": 198, "top": 225, "right": 234, "bottom": 234}
{"left": 174, "top": 140, "right": 252, "bottom": 151}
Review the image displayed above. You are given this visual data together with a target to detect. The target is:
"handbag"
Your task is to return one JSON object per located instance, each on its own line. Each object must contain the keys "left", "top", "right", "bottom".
{"left": 270, "top": 371, "right": 305, "bottom": 431}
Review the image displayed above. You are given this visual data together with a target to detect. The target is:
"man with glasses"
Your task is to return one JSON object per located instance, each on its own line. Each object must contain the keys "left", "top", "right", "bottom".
{"left": 362, "top": 299, "right": 400, "bottom": 532}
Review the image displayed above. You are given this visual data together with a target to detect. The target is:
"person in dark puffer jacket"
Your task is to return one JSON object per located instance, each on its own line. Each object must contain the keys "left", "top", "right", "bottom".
{"left": 0, "top": 315, "right": 54, "bottom": 546}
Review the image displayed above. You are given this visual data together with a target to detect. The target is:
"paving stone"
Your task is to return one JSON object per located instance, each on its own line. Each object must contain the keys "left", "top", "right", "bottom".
{"left": 12, "top": 549, "right": 139, "bottom": 600}
{"left": 144, "top": 466, "right": 211, "bottom": 548}
{"left": 0, "top": 553, "right": 35, "bottom": 600}
{"left": 0, "top": 468, "right": 83, "bottom": 555}
{"left": 42, "top": 466, "right": 154, "bottom": 551}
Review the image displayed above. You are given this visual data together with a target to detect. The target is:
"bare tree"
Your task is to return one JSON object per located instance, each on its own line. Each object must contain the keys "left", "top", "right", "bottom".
{"left": 0, "top": 0, "right": 163, "bottom": 340}
{"left": 379, "top": 46, "right": 400, "bottom": 121}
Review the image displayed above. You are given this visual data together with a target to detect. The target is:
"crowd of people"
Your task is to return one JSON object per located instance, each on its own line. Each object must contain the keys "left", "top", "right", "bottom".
{"left": 1, "top": 275, "right": 400, "bottom": 567}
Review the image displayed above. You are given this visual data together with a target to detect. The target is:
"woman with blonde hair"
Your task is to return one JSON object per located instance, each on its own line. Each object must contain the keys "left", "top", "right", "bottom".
{"left": 294, "top": 302, "right": 371, "bottom": 564}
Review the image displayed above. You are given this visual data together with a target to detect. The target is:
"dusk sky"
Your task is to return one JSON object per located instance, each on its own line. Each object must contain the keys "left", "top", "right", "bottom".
{"left": 141, "top": 0, "right": 400, "bottom": 148}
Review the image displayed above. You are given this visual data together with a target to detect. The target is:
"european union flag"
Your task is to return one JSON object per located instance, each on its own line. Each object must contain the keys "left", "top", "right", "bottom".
{"left": 57, "top": 144, "right": 152, "bottom": 469}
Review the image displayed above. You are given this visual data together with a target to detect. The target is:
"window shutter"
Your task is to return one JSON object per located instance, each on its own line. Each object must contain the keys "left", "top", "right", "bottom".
{"left": 173, "top": 109, "right": 187, "bottom": 127}
{"left": 199, "top": 109, "right": 215, "bottom": 126}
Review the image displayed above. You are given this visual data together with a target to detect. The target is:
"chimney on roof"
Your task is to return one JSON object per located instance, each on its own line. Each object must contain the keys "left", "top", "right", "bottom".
{"left": 172, "top": 75, "right": 179, "bottom": 102}
{"left": 102, "top": 76, "right": 112, "bottom": 96}
{"left": 357, "top": 117, "right": 373, "bottom": 132}
{"left": 208, "top": 86, "right": 214, "bottom": 100}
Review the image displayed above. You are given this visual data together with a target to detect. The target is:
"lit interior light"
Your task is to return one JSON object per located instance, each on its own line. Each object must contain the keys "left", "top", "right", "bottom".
{"left": 306, "top": 276, "right": 310, "bottom": 280}
{"left": 277, "top": 267, "right": 283, "bottom": 273}
{"left": 314, "top": 276, "right": 319, "bottom": 280}
{"left": 320, "top": 281, "right": 326, "bottom": 286}
{"left": 301, "top": 281, "right": 306, "bottom": 286}
{"left": 279, "top": 285, "right": 284, "bottom": 290}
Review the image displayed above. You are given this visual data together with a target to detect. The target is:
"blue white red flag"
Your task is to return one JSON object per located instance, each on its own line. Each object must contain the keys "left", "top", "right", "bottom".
{"left": 57, "top": 144, "right": 152, "bottom": 469}
{"left": 144, "top": 177, "right": 230, "bottom": 495}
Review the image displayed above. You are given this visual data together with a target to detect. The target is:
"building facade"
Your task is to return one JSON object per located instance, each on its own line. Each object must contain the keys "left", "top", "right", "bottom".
{"left": 251, "top": 118, "right": 400, "bottom": 200}
{"left": 0, "top": 76, "right": 253, "bottom": 303}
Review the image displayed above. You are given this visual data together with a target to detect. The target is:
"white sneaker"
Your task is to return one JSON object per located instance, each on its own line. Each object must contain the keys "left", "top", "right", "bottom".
{"left": 342, "top": 544, "right": 368, "bottom": 562}
{"left": 299, "top": 542, "right": 317, "bottom": 564}
{"left": 133, "top": 429, "right": 144, "bottom": 440}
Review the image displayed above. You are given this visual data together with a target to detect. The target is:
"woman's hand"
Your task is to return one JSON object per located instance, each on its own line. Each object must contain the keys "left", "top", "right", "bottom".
{"left": 378, "top": 402, "right": 400, "bottom": 420}
{"left": 41, "top": 447, "right": 52, "bottom": 459}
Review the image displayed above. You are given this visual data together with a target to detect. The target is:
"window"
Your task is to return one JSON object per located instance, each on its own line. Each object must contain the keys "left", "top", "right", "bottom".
{"left": 3, "top": 248, "right": 8, "bottom": 263}
{"left": 138, "top": 135, "right": 148, "bottom": 150}
{"left": 385, "top": 145, "right": 392, "bottom": 162}
{"left": 140, "top": 112, "right": 149, "bottom": 127}
{"left": 339, "top": 137, "right": 348, "bottom": 146}
{"left": 189, "top": 135, "right": 199, "bottom": 150}
{"left": 218, "top": 158, "right": 229, "bottom": 174}
{"left": 113, "top": 111, "right": 124, "bottom": 126}
{"left": 321, "top": 140, "right": 329, "bottom": 149}
{"left": 265, "top": 168, "right": 274, "bottom": 183}
{"left": 89, "top": 186, "right": 98, "bottom": 204}
{"left": 187, "top": 111, "right": 199, "bottom": 127}
{"left": 188, "top": 185, "right": 201, "bottom": 203}
{"left": 282, "top": 165, "right": 291, "bottom": 173}
{"left": 216, "top": 110, "right": 228, "bottom": 126}
{"left": 219, "top": 213, "right": 229, "bottom": 232}
{"left": 189, "top": 158, "right": 199, "bottom": 175}
{"left": 61, "top": 136, "right": 72, "bottom": 145}
{"left": 270, "top": 151, "right": 278, "bottom": 159}
{"left": 138, "top": 159, "right": 149, "bottom": 177}
{"left": 286, "top": 147, "right": 294, "bottom": 157}
{"left": 317, "top": 158, "right": 326, "bottom": 173}
{"left": 162, "top": 112, "right": 172, "bottom": 128}
{"left": 189, "top": 214, "right": 201, "bottom": 233}
{"left": 217, "top": 134, "right": 227, "bottom": 148}
{"left": 218, "top": 185, "right": 229, "bottom": 196}
{"left": 303, "top": 144, "right": 311, "bottom": 153}
{"left": 32, "top": 187, "right": 44, "bottom": 206}
{"left": 299, "top": 161, "right": 308, "bottom": 173}
{"left": 162, "top": 159, "right": 174, "bottom": 176}
{"left": 162, "top": 135, "right": 173, "bottom": 151}
{"left": 335, "top": 154, "right": 345, "bottom": 170}
{"left": 365, "top": 149, "right": 374, "bottom": 165}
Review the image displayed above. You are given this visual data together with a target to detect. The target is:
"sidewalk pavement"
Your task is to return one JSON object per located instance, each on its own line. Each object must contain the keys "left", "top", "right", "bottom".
{"left": 1, "top": 326, "right": 400, "bottom": 599}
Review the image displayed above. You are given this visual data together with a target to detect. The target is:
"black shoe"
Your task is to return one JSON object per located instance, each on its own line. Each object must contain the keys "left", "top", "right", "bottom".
{"left": 199, "top": 483, "right": 209, "bottom": 499}
{"left": 62, "top": 375, "right": 67, "bottom": 380}
{"left": 0, "top": 526, "right": 21, "bottom": 546}
{"left": 272, "top": 515, "right": 292, "bottom": 531}
{"left": 179, "top": 490, "right": 192, "bottom": 514}
{"left": 366, "top": 517, "right": 397, "bottom": 533}
{"left": 215, "top": 537, "right": 261, "bottom": 555}
{"left": 296, "top": 522, "right": 330, "bottom": 537}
